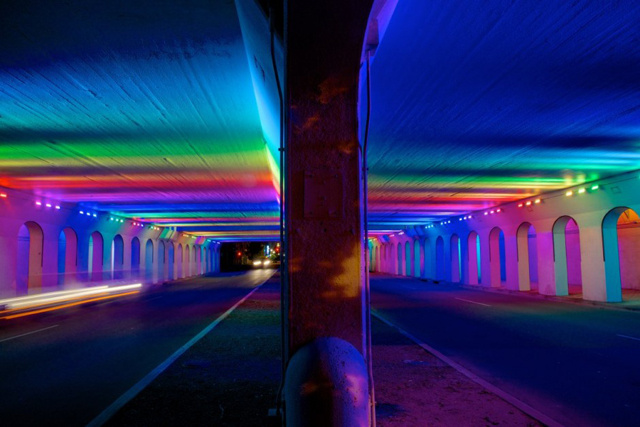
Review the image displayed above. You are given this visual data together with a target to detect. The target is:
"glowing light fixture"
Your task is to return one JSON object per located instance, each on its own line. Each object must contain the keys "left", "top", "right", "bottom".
{"left": 525, "top": 201, "right": 532, "bottom": 206}
{"left": 591, "top": 185, "right": 599, "bottom": 191}
{"left": 518, "top": 203, "right": 523, "bottom": 207}
{"left": 55, "top": 205, "right": 61, "bottom": 210}
{"left": 92, "top": 213, "right": 97, "bottom": 217}
{"left": 0, "top": 193, "right": 6, "bottom": 198}
{"left": 45, "top": 203, "right": 52, "bottom": 208}
{"left": 79, "top": 210, "right": 84, "bottom": 214}
{"left": 566, "top": 191, "right": 573, "bottom": 196}
{"left": 534, "top": 199, "right": 541, "bottom": 204}
{"left": 496, "top": 208, "right": 501, "bottom": 213}
{"left": 36, "top": 201, "right": 42, "bottom": 206}
{"left": 578, "top": 188, "right": 586, "bottom": 194}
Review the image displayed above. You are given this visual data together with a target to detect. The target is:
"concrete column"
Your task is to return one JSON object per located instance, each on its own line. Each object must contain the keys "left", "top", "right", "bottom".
{"left": 460, "top": 233, "right": 470, "bottom": 284}
{"left": 284, "top": 1, "right": 373, "bottom": 425}
{"left": 576, "top": 212, "right": 613, "bottom": 302}
{"left": 504, "top": 226, "right": 519, "bottom": 290}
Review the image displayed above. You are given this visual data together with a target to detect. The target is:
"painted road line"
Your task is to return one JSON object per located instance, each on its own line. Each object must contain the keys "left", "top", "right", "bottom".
{"left": 0, "top": 325, "right": 59, "bottom": 343}
{"left": 454, "top": 297, "right": 491, "bottom": 307}
{"left": 617, "top": 334, "right": 640, "bottom": 342}
{"left": 87, "top": 281, "right": 268, "bottom": 427}
{"left": 372, "top": 310, "right": 563, "bottom": 427}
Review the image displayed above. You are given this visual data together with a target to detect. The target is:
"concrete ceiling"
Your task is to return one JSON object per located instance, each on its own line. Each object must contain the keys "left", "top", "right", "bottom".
{"left": 367, "top": 0, "right": 640, "bottom": 231}
{"left": 0, "top": 0, "right": 279, "bottom": 241}
{"left": 1, "top": 0, "right": 639, "bottom": 239}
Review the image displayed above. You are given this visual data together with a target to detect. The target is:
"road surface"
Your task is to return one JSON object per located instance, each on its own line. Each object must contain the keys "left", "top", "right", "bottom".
{"left": 0, "top": 269, "right": 274, "bottom": 427}
{"left": 371, "top": 273, "right": 640, "bottom": 427}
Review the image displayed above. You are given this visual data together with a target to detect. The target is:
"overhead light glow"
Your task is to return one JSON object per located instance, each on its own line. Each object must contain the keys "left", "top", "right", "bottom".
{"left": 591, "top": 185, "right": 599, "bottom": 190}
{"left": 36, "top": 201, "right": 42, "bottom": 206}
{"left": 566, "top": 191, "right": 573, "bottom": 196}
{"left": 578, "top": 188, "right": 586, "bottom": 194}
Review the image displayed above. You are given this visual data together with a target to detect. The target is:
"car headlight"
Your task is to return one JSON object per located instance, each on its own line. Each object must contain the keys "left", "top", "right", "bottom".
{"left": 253, "top": 260, "right": 262, "bottom": 266}
{"left": 264, "top": 260, "right": 271, "bottom": 266}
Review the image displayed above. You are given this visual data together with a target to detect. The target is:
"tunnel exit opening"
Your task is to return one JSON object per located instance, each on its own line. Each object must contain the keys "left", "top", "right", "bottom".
{"left": 58, "top": 227, "right": 78, "bottom": 286}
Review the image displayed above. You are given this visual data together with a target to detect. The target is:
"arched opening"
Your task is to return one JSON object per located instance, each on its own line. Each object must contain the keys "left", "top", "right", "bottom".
{"left": 177, "top": 243, "right": 183, "bottom": 278}
{"left": 17, "top": 221, "right": 44, "bottom": 294}
{"left": 603, "top": 207, "right": 640, "bottom": 302}
{"left": 552, "top": 216, "right": 582, "bottom": 296}
{"left": 131, "top": 237, "right": 141, "bottom": 278}
{"left": 375, "top": 246, "right": 380, "bottom": 272}
{"left": 517, "top": 223, "right": 538, "bottom": 292}
{"left": 167, "top": 242, "right": 175, "bottom": 280}
{"left": 157, "top": 241, "right": 166, "bottom": 282}
{"left": 435, "top": 236, "right": 444, "bottom": 280}
{"left": 467, "top": 231, "right": 480, "bottom": 285}
{"left": 404, "top": 241, "right": 411, "bottom": 276}
{"left": 185, "top": 244, "right": 190, "bottom": 277}
{"left": 112, "top": 234, "right": 124, "bottom": 280}
{"left": 489, "top": 227, "right": 506, "bottom": 287}
{"left": 88, "top": 231, "right": 104, "bottom": 282}
{"left": 423, "top": 238, "right": 431, "bottom": 278}
{"left": 451, "top": 234, "right": 461, "bottom": 283}
{"left": 396, "top": 243, "right": 403, "bottom": 275}
{"left": 145, "top": 239, "right": 154, "bottom": 281}
{"left": 413, "top": 240, "right": 421, "bottom": 277}
{"left": 57, "top": 227, "right": 77, "bottom": 286}
{"left": 192, "top": 246, "right": 197, "bottom": 275}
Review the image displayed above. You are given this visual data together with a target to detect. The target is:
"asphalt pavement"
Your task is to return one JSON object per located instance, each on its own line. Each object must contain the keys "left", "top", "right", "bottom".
{"left": 370, "top": 273, "right": 640, "bottom": 427}
{"left": 0, "top": 269, "right": 275, "bottom": 427}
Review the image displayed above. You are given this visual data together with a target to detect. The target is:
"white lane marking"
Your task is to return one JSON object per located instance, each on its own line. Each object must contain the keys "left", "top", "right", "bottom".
{"left": 455, "top": 297, "right": 491, "bottom": 307}
{"left": 617, "top": 334, "right": 640, "bottom": 342}
{"left": 0, "top": 324, "right": 59, "bottom": 343}
{"left": 371, "top": 311, "right": 563, "bottom": 427}
{"left": 87, "top": 280, "right": 269, "bottom": 427}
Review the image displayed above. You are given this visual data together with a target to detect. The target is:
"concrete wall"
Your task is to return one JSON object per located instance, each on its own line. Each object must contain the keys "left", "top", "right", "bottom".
{"left": 373, "top": 170, "right": 640, "bottom": 303}
{"left": 0, "top": 188, "right": 220, "bottom": 298}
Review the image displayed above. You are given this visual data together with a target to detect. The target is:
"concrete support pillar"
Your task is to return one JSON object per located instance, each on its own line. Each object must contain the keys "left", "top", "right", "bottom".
{"left": 504, "top": 227, "right": 519, "bottom": 290}
{"left": 284, "top": 1, "right": 373, "bottom": 425}
{"left": 577, "top": 212, "right": 614, "bottom": 302}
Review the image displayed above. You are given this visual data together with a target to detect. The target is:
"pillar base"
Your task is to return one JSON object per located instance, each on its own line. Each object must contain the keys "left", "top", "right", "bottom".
{"left": 284, "top": 337, "right": 371, "bottom": 427}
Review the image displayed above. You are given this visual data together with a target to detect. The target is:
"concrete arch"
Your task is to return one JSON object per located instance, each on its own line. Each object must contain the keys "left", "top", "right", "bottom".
{"left": 145, "top": 239, "right": 154, "bottom": 281}
{"left": 177, "top": 243, "right": 183, "bottom": 278}
{"left": 413, "top": 239, "right": 421, "bottom": 277}
{"left": 112, "top": 234, "right": 124, "bottom": 280}
{"left": 435, "top": 236, "right": 445, "bottom": 280}
{"left": 552, "top": 216, "right": 582, "bottom": 296}
{"left": 489, "top": 227, "right": 505, "bottom": 288}
{"left": 516, "top": 222, "right": 538, "bottom": 292}
{"left": 17, "top": 221, "right": 44, "bottom": 294}
{"left": 58, "top": 227, "right": 78, "bottom": 286}
{"left": 396, "top": 242, "right": 403, "bottom": 275}
{"left": 602, "top": 206, "right": 640, "bottom": 302}
{"left": 423, "top": 237, "right": 432, "bottom": 279}
{"left": 451, "top": 234, "right": 461, "bottom": 283}
{"left": 168, "top": 242, "right": 175, "bottom": 280}
{"left": 185, "top": 244, "right": 190, "bottom": 277}
{"left": 157, "top": 241, "right": 166, "bottom": 282}
{"left": 131, "top": 237, "right": 141, "bottom": 277}
{"left": 88, "top": 231, "right": 104, "bottom": 282}
{"left": 192, "top": 246, "right": 197, "bottom": 275}
{"left": 467, "top": 231, "right": 480, "bottom": 285}
{"left": 404, "top": 241, "right": 411, "bottom": 276}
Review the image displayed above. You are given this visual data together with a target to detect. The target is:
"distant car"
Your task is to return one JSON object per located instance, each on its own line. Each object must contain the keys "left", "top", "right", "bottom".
{"left": 252, "top": 257, "right": 273, "bottom": 268}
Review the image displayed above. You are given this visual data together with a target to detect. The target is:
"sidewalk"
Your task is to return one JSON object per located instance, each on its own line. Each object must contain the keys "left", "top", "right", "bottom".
{"left": 455, "top": 280, "right": 640, "bottom": 312}
{"left": 104, "top": 276, "right": 540, "bottom": 426}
